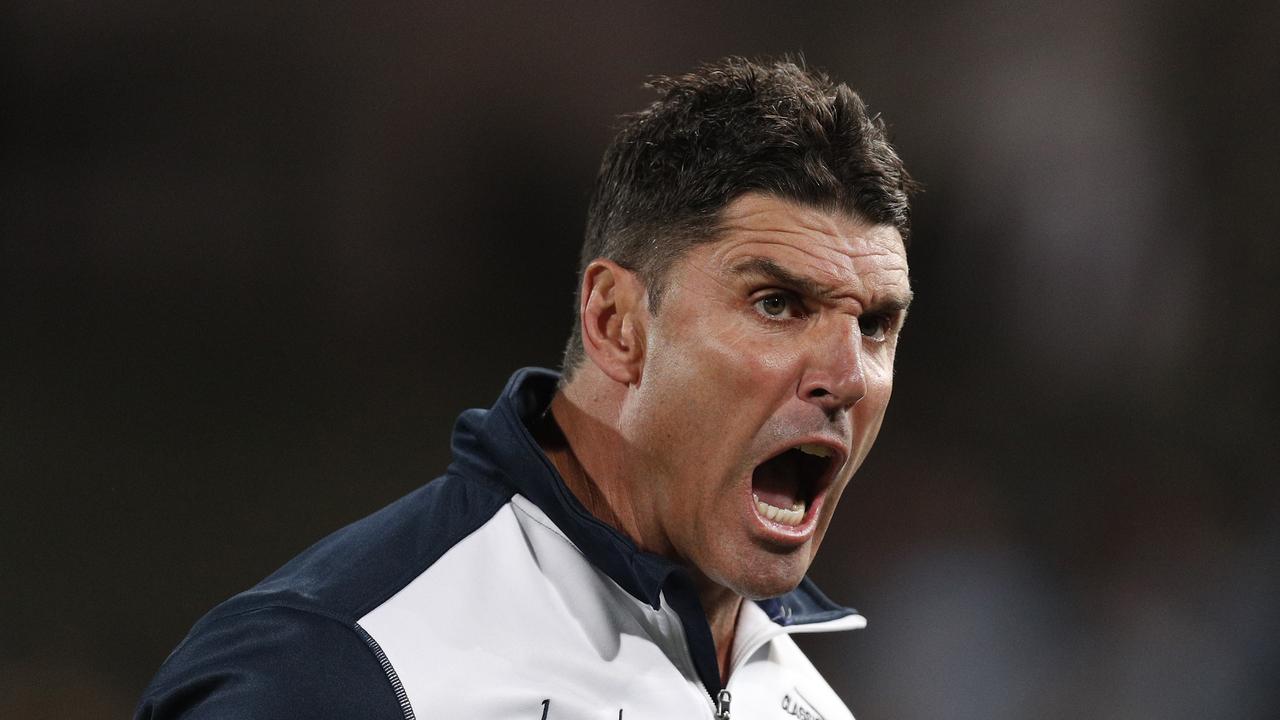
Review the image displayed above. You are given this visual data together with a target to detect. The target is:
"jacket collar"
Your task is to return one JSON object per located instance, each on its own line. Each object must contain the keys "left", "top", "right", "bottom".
{"left": 449, "top": 367, "right": 862, "bottom": 630}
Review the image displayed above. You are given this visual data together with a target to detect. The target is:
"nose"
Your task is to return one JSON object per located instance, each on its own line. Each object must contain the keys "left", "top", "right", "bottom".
{"left": 798, "top": 318, "right": 867, "bottom": 414}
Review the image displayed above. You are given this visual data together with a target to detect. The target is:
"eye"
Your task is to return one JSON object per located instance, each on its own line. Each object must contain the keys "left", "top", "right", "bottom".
{"left": 754, "top": 292, "right": 802, "bottom": 320}
{"left": 858, "top": 313, "right": 891, "bottom": 341}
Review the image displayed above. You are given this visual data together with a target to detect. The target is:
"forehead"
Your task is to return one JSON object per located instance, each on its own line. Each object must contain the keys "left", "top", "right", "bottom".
{"left": 689, "top": 193, "right": 910, "bottom": 301}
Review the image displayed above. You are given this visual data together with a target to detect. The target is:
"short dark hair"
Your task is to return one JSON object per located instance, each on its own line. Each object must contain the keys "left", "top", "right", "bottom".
{"left": 561, "top": 56, "right": 916, "bottom": 379}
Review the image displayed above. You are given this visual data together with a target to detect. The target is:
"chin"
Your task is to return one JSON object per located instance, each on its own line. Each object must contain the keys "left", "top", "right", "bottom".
{"left": 717, "top": 550, "right": 812, "bottom": 601}
{"left": 731, "top": 574, "right": 805, "bottom": 602}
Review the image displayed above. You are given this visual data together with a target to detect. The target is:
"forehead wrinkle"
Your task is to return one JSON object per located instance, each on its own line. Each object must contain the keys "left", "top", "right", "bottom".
{"left": 715, "top": 221, "right": 857, "bottom": 260}
{"left": 703, "top": 194, "right": 911, "bottom": 308}
{"left": 725, "top": 252, "right": 913, "bottom": 319}
{"left": 727, "top": 256, "right": 842, "bottom": 301}
{"left": 717, "top": 194, "right": 898, "bottom": 248}
{"left": 723, "top": 231, "right": 908, "bottom": 287}
{"left": 716, "top": 215, "right": 907, "bottom": 269}
{"left": 718, "top": 193, "right": 860, "bottom": 235}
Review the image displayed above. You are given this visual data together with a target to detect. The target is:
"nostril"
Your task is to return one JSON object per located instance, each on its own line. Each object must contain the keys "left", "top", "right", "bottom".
{"left": 803, "top": 382, "right": 856, "bottom": 419}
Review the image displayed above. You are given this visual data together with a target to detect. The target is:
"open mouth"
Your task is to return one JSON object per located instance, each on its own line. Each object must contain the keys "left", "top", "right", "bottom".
{"left": 751, "top": 443, "right": 838, "bottom": 528}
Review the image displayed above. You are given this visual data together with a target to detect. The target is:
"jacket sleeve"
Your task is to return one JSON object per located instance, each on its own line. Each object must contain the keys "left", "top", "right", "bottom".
{"left": 135, "top": 606, "right": 409, "bottom": 720}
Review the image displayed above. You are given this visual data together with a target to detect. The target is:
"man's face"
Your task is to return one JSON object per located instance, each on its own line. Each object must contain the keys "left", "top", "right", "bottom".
{"left": 620, "top": 192, "right": 911, "bottom": 599}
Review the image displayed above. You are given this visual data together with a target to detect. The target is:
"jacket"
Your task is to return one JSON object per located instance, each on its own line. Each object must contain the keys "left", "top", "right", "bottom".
{"left": 135, "top": 368, "right": 865, "bottom": 719}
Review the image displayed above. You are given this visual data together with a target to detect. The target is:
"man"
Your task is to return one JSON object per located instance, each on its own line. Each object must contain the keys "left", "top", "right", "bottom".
{"left": 136, "top": 56, "right": 914, "bottom": 720}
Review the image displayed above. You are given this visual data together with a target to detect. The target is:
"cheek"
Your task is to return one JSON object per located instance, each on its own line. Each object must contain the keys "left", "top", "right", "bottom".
{"left": 850, "top": 364, "right": 894, "bottom": 461}
{"left": 634, "top": 322, "right": 796, "bottom": 477}
{"left": 660, "top": 317, "right": 797, "bottom": 396}
{"left": 700, "top": 317, "right": 804, "bottom": 382}
{"left": 695, "top": 325, "right": 804, "bottom": 436}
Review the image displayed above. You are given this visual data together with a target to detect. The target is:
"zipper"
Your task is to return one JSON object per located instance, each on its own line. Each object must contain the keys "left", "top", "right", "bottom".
{"left": 692, "top": 676, "right": 731, "bottom": 720}
{"left": 666, "top": 602, "right": 730, "bottom": 720}
{"left": 714, "top": 689, "right": 732, "bottom": 720}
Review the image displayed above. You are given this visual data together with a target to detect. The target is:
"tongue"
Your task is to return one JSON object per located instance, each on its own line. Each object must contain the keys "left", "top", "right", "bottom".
{"left": 752, "top": 451, "right": 802, "bottom": 509}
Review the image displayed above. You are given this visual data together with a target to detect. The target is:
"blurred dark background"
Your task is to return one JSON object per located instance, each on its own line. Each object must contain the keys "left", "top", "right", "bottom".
{"left": 3, "top": 1, "right": 1278, "bottom": 718}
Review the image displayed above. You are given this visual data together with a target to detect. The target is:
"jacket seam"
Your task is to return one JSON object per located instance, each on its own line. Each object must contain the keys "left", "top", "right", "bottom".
{"left": 509, "top": 494, "right": 583, "bottom": 552}
{"left": 349, "top": 473, "right": 514, "bottom": 618}
{"left": 148, "top": 605, "right": 400, "bottom": 708}
{"left": 355, "top": 623, "right": 416, "bottom": 720}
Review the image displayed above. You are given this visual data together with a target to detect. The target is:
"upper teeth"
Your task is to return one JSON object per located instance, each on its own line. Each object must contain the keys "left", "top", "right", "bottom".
{"left": 797, "top": 443, "right": 834, "bottom": 458}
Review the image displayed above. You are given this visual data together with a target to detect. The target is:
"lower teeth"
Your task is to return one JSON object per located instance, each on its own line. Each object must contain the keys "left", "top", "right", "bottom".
{"left": 754, "top": 494, "right": 806, "bottom": 526}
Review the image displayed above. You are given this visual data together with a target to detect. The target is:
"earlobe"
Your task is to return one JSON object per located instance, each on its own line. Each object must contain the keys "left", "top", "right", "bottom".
{"left": 579, "top": 259, "right": 647, "bottom": 385}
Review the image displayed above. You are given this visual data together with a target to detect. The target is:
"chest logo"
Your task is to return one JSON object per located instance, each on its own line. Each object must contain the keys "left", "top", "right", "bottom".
{"left": 781, "top": 691, "right": 824, "bottom": 720}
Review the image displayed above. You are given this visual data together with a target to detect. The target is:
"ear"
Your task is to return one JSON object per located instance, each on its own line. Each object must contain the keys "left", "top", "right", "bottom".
{"left": 578, "top": 259, "right": 648, "bottom": 385}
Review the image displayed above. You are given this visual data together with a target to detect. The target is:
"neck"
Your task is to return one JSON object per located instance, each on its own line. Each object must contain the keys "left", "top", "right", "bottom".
{"left": 694, "top": 576, "right": 743, "bottom": 685}
{"left": 539, "top": 369, "right": 743, "bottom": 684}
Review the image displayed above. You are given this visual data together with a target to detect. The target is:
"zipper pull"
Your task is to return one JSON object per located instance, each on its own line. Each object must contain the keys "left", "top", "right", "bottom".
{"left": 714, "top": 689, "right": 732, "bottom": 720}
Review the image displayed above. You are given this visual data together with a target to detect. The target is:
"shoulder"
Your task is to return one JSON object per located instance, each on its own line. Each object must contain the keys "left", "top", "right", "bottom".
{"left": 138, "top": 473, "right": 515, "bottom": 719}
{"left": 135, "top": 606, "right": 407, "bottom": 720}
{"left": 227, "top": 472, "right": 514, "bottom": 620}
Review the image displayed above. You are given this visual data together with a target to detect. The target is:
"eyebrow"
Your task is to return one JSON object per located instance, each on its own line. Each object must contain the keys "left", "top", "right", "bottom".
{"left": 728, "top": 256, "right": 914, "bottom": 314}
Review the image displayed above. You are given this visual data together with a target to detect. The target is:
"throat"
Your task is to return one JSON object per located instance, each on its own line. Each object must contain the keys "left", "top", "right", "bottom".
{"left": 689, "top": 575, "right": 744, "bottom": 686}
